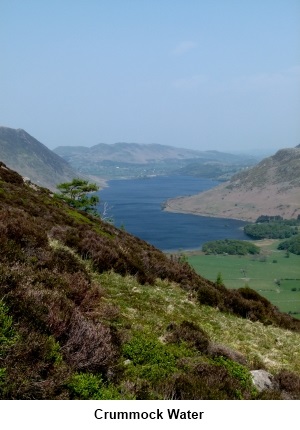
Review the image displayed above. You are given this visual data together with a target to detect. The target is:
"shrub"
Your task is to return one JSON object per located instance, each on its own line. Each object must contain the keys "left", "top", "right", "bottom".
{"left": 0, "top": 330, "right": 70, "bottom": 399}
{"left": 213, "top": 357, "right": 254, "bottom": 394}
{"left": 237, "top": 287, "right": 270, "bottom": 306}
{"left": 0, "top": 163, "right": 24, "bottom": 185}
{"left": 197, "top": 285, "right": 224, "bottom": 308}
{"left": 166, "top": 321, "right": 210, "bottom": 353}
{"left": 123, "top": 334, "right": 176, "bottom": 382}
{"left": 65, "top": 275, "right": 104, "bottom": 311}
{"left": 225, "top": 291, "right": 267, "bottom": 322}
{"left": 164, "top": 362, "right": 253, "bottom": 400}
{"left": 0, "top": 301, "right": 17, "bottom": 356}
{"left": 216, "top": 272, "right": 223, "bottom": 286}
{"left": 278, "top": 234, "right": 300, "bottom": 255}
{"left": 275, "top": 370, "right": 300, "bottom": 399}
{"left": 62, "top": 310, "right": 119, "bottom": 373}
{"left": 0, "top": 236, "right": 24, "bottom": 263}
{"left": 0, "top": 211, "right": 48, "bottom": 250}
{"left": 67, "top": 372, "right": 121, "bottom": 400}
{"left": 37, "top": 247, "right": 89, "bottom": 275}
{"left": 5, "top": 281, "right": 73, "bottom": 337}
{"left": 208, "top": 343, "right": 247, "bottom": 365}
{"left": 0, "top": 368, "right": 7, "bottom": 393}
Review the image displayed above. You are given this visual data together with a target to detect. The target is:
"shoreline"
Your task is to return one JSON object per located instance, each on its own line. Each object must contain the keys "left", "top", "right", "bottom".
{"left": 163, "top": 200, "right": 254, "bottom": 223}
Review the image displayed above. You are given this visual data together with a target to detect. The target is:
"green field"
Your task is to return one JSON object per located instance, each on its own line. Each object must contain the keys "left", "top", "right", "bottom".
{"left": 186, "top": 240, "right": 300, "bottom": 319}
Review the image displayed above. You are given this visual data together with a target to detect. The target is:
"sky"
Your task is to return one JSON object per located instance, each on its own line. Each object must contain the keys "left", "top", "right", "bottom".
{"left": 1, "top": 0, "right": 300, "bottom": 155}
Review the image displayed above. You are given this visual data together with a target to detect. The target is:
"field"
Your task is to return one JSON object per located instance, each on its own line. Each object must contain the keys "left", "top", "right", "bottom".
{"left": 186, "top": 240, "right": 300, "bottom": 319}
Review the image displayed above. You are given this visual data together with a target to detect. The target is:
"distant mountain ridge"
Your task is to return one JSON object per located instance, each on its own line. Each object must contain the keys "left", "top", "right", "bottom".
{"left": 165, "top": 146, "right": 300, "bottom": 221}
{"left": 0, "top": 127, "right": 79, "bottom": 190}
{"left": 54, "top": 142, "right": 257, "bottom": 179}
{"left": 54, "top": 142, "right": 211, "bottom": 164}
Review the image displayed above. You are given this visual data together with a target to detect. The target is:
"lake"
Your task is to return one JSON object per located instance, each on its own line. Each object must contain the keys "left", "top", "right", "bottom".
{"left": 97, "top": 175, "right": 249, "bottom": 252}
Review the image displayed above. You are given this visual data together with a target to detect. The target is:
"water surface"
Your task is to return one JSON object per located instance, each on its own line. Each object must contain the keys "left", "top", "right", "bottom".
{"left": 97, "top": 176, "right": 248, "bottom": 251}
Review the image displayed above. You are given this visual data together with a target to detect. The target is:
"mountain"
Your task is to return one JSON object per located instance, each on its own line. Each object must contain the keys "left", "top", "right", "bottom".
{"left": 54, "top": 142, "right": 205, "bottom": 164}
{"left": 54, "top": 142, "right": 257, "bottom": 179}
{"left": 0, "top": 127, "right": 79, "bottom": 190}
{"left": 1, "top": 161, "right": 300, "bottom": 399}
{"left": 165, "top": 146, "right": 300, "bottom": 222}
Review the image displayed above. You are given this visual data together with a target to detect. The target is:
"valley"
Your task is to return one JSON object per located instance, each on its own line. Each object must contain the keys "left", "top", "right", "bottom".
{"left": 53, "top": 141, "right": 257, "bottom": 180}
{"left": 185, "top": 239, "right": 300, "bottom": 319}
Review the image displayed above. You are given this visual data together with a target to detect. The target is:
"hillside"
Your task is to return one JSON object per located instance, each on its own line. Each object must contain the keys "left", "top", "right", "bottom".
{"left": 165, "top": 146, "right": 300, "bottom": 221}
{"left": 54, "top": 142, "right": 256, "bottom": 179}
{"left": 1, "top": 161, "right": 300, "bottom": 399}
{"left": 0, "top": 127, "right": 79, "bottom": 190}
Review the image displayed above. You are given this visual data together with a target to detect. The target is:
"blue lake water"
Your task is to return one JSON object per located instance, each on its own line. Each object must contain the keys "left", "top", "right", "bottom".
{"left": 97, "top": 175, "right": 249, "bottom": 251}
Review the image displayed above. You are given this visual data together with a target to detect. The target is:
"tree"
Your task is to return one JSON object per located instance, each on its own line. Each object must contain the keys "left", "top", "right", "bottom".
{"left": 56, "top": 178, "right": 100, "bottom": 215}
{"left": 202, "top": 239, "right": 259, "bottom": 255}
{"left": 216, "top": 272, "right": 223, "bottom": 286}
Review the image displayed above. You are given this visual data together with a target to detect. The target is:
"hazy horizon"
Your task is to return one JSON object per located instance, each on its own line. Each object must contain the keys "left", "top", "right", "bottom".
{"left": 1, "top": 1, "right": 299, "bottom": 155}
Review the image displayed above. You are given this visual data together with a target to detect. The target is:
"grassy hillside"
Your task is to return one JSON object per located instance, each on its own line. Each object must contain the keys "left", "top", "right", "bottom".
{"left": 1, "top": 162, "right": 300, "bottom": 399}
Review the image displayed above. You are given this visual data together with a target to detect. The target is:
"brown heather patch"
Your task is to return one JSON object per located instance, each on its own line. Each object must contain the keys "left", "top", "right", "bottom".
{"left": 2, "top": 329, "right": 71, "bottom": 399}
{"left": 0, "top": 162, "right": 24, "bottom": 185}
{"left": 62, "top": 310, "right": 119, "bottom": 373}
{"left": 165, "top": 320, "right": 210, "bottom": 353}
{"left": 275, "top": 370, "right": 300, "bottom": 399}
{"left": 161, "top": 363, "right": 252, "bottom": 400}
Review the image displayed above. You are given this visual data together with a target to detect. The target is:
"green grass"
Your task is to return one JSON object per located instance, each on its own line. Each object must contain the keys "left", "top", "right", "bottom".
{"left": 91, "top": 270, "right": 300, "bottom": 376}
{"left": 186, "top": 240, "right": 300, "bottom": 319}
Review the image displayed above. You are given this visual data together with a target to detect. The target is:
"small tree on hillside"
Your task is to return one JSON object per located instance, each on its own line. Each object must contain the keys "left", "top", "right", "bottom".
{"left": 56, "top": 178, "right": 100, "bottom": 216}
{"left": 216, "top": 272, "right": 223, "bottom": 286}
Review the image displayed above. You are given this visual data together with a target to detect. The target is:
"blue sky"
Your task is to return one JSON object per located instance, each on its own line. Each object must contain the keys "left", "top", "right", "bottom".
{"left": 1, "top": 0, "right": 299, "bottom": 154}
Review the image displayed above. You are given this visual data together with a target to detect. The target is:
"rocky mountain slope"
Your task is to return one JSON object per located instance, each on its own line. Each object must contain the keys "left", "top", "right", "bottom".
{"left": 0, "top": 127, "right": 79, "bottom": 190}
{"left": 0, "top": 161, "right": 300, "bottom": 399}
{"left": 165, "top": 146, "right": 300, "bottom": 221}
